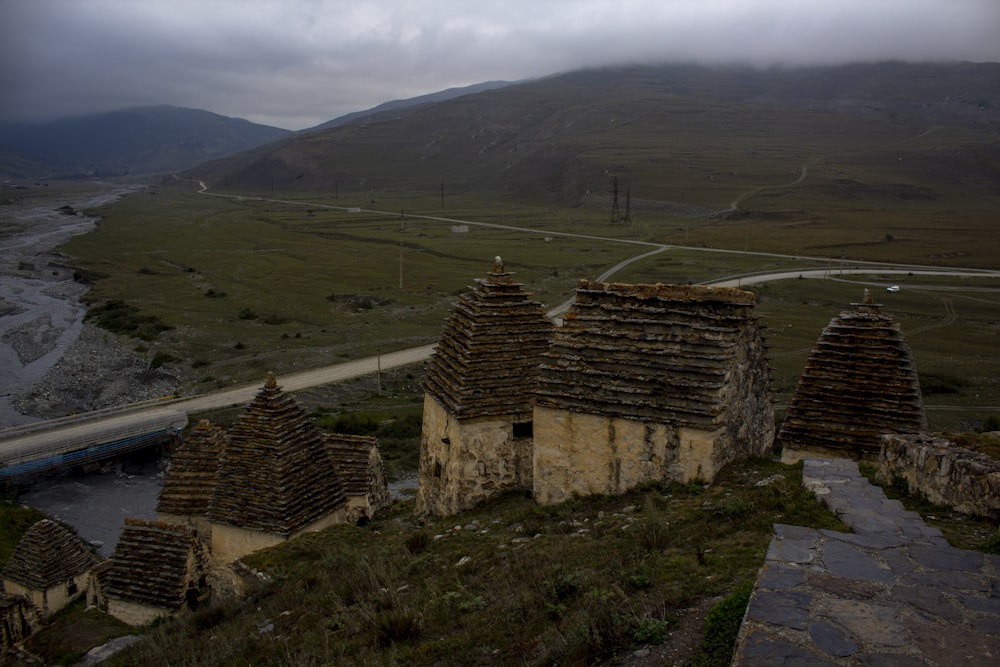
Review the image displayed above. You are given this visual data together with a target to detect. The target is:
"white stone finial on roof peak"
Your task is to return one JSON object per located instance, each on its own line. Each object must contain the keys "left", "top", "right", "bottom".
{"left": 265, "top": 371, "right": 278, "bottom": 389}
{"left": 493, "top": 255, "right": 504, "bottom": 273}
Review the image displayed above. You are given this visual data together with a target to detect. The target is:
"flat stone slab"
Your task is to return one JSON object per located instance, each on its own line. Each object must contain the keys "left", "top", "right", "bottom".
{"left": 734, "top": 457, "right": 1000, "bottom": 666}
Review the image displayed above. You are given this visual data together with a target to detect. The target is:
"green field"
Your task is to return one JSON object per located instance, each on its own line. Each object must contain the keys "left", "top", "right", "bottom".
{"left": 59, "top": 180, "right": 1000, "bottom": 432}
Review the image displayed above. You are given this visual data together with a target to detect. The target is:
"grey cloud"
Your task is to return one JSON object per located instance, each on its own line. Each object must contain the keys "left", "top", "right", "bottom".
{"left": 1, "top": 0, "right": 997, "bottom": 129}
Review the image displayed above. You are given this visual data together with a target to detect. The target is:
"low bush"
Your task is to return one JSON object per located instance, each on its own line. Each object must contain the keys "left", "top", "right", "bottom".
{"left": 86, "top": 299, "right": 173, "bottom": 341}
{"left": 700, "top": 579, "right": 754, "bottom": 664}
{"left": 150, "top": 352, "right": 180, "bottom": 369}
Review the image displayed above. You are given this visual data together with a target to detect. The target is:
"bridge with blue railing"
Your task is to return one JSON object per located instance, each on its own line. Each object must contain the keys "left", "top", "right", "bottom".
{"left": 0, "top": 407, "right": 188, "bottom": 480}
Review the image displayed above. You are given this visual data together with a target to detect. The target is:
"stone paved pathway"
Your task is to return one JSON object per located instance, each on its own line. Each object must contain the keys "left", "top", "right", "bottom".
{"left": 734, "top": 458, "right": 1000, "bottom": 666}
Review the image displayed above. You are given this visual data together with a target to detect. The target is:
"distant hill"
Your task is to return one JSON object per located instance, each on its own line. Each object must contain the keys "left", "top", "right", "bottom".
{"left": 306, "top": 80, "right": 514, "bottom": 133}
{"left": 0, "top": 105, "right": 291, "bottom": 179}
{"left": 186, "top": 61, "right": 1000, "bottom": 206}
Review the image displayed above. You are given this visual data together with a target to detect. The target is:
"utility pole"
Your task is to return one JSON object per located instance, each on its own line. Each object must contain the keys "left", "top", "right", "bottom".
{"left": 610, "top": 176, "right": 620, "bottom": 223}
{"left": 440, "top": 181, "right": 445, "bottom": 208}
{"left": 623, "top": 187, "right": 632, "bottom": 225}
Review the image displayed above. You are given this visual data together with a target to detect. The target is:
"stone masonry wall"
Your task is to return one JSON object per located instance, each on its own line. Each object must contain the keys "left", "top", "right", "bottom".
{"left": 878, "top": 433, "right": 1000, "bottom": 520}
{"left": 532, "top": 407, "right": 682, "bottom": 505}
{"left": 1, "top": 595, "right": 39, "bottom": 654}
{"left": 416, "top": 395, "right": 533, "bottom": 516}
{"left": 532, "top": 281, "right": 773, "bottom": 504}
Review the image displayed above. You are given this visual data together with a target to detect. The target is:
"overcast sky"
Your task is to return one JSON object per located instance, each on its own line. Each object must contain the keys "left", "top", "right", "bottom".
{"left": 1, "top": 0, "right": 998, "bottom": 130}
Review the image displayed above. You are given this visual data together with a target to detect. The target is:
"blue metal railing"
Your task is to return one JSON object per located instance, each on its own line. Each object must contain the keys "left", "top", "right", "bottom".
{"left": 0, "top": 427, "right": 181, "bottom": 479}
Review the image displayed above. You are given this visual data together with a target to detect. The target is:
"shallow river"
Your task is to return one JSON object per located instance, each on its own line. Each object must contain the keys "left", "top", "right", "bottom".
{"left": 18, "top": 458, "right": 164, "bottom": 558}
{"left": 18, "top": 462, "right": 416, "bottom": 557}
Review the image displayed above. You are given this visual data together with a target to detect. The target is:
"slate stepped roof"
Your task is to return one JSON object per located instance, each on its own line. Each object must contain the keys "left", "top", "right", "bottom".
{"left": 423, "top": 257, "right": 553, "bottom": 420}
{"left": 536, "top": 281, "right": 762, "bottom": 428}
{"left": 208, "top": 373, "right": 347, "bottom": 536}
{"left": 105, "top": 519, "right": 204, "bottom": 611}
{"left": 156, "top": 419, "right": 227, "bottom": 518}
{"left": 324, "top": 433, "right": 383, "bottom": 497}
{"left": 778, "top": 295, "right": 927, "bottom": 456}
{"left": 2, "top": 519, "right": 96, "bottom": 590}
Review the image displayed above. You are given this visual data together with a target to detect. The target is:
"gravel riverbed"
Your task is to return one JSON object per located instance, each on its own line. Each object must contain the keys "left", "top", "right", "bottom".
{"left": 0, "top": 182, "right": 180, "bottom": 426}
{"left": 10, "top": 321, "right": 182, "bottom": 418}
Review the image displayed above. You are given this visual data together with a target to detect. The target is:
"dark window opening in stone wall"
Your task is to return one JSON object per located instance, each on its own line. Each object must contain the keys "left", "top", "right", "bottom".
{"left": 513, "top": 422, "right": 533, "bottom": 438}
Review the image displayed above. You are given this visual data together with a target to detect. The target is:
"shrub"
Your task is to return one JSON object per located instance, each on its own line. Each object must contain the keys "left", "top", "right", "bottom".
{"left": 982, "top": 415, "right": 1000, "bottom": 432}
{"left": 636, "top": 495, "right": 671, "bottom": 551}
{"left": 701, "top": 580, "right": 754, "bottom": 664}
{"left": 890, "top": 474, "right": 910, "bottom": 497}
{"left": 984, "top": 530, "right": 1000, "bottom": 555}
{"left": 549, "top": 567, "right": 582, "bottom": 602}
{"left": 622, "top": 566, "right": 654, "bottom": 591}
{"left": 373, "top": 605, "right": 423, "bottom": 647}
{"left": 578, "top": 589, "right": 631, "bottom": 662}
{"left": 237, "top": 308, "right": 258, "bottom": 320}
{"left": 632, "top": 615, "right": 673, "bottom": 644}
{"left": 190, "top": 605, "right": 229, "bottom": 632}
{"left": 86, "top": 299, "right": 173, "bottom": 341}
{"left": 919, "top": 372, "right": 967, "bottom": 396}
{"left": 404, "top": 530, "right": 431, "bottom": 555}
{"left": 149, "top": 352, "right": 180, "bottom": 369}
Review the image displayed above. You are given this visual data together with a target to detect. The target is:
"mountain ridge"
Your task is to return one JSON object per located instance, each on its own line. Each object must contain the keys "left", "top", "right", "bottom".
{"left": 184, "top": 61, "right": 1000, "bottom": 206}
{"left": 0, "top": 105, "right": 291, "bottom": 179}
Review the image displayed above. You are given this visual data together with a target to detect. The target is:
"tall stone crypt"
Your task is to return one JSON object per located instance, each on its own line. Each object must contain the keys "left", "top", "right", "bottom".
{"left": 416, "top": 258, "right": 553, "bottom": 516}
{"left": 778, "top": 290, "right": 927, "bottom": 461}
{"left": 533, "top": 281, "right": 774, "bottom": 504}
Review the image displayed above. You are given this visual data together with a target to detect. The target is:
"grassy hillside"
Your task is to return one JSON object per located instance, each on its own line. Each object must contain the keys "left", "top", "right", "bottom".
{"left": 106, "top": 459, "right": 848, "bottom": 666}
{"left": 188, "top": 63, "right": 1000, "bottom": 266}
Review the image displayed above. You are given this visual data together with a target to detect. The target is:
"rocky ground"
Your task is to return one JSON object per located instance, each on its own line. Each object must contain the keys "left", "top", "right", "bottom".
{"left": 0, "top": 181, "right": 182, "bottom": 423}
{"left": 10, "top": 322, "right": 182, "bottom": 418}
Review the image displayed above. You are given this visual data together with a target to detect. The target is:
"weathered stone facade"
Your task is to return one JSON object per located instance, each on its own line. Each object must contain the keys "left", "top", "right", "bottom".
{"left": 533, "top": 281, "right": 774, "bottom": 503}
{"left": 417, "top": 258, "right": 552, "bottom": 515}
{"left": 1, "top": 519, "right": 96, "bottom": 618}
{"left": 779, "top": 292, "right": 927, "bottom": 461}
{"left": 207, "top": 373, "right": 348, "bottom": 561}
{"left": 104, "top": 519, "right": 208, "bottom": 626}
{"left": 1, "top": 594, "right": 39, "bottom": 654}
{"left": 418, "top": 395, "right": 535, "bottom": 515}
{"left": 878, "top": 433, "right": 1000, "bottom": 520}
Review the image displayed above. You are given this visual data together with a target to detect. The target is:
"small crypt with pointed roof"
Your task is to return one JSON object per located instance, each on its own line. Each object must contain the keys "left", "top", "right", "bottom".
{"left": 533, "top": 281, "right": 774, "bottom": 505}
{"left": 156, "top": 418, "right": 227, "bottom": 536}
{"left": 3, "top": 519, "right": 97, "bottom": 618}
{"left": 206, "top": 373, "right": 349, "bottom": 562}
{"left": 104, "top": 519, "right": 208, "bottom": 626}
{"left": 417, "top": 257, "right": 554, "bottom": 516}
{"left": 778, "top": 290, "right": 927, "bottom": 461}
{"left": 324, "top": 433, "right": 392, "bottom": 524}
{"left": 2, "top": 519, "right": 97, "bottom": 618}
